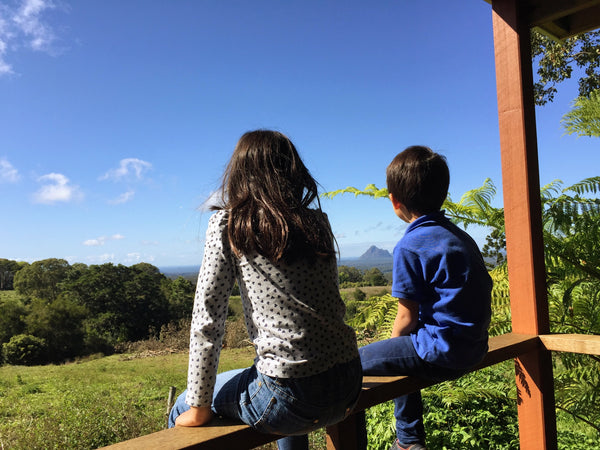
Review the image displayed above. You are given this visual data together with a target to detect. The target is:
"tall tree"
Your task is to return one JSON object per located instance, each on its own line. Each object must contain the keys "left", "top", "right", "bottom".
{"left": 0, "top": 296, "right": 27, "bottom": 345}
{"left": 0, "top": 258, "right": 22, "bottom": 290}
{"left": 13, "top": 258, "right": 71, "bottom": 302}
{"left": 531, "top": 29, "right": 600, "bottom": 106}
{"left": 24, "top": 296, "right": 87, "bottom": 363}
{"left": 164, "top": 276, "right": 195, "bottom": 321}
{"left": 63, "top": 263, "right": 170, "bottom": 345}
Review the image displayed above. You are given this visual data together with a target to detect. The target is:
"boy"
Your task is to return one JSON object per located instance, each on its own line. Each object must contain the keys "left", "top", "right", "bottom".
{"left": 359, "top": 146, "right": 493, "bottom": 450}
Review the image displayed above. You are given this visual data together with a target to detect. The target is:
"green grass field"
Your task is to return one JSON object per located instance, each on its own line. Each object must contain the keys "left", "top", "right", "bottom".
{"left": 0, "top": 348, "right": 256, "bottom": 449}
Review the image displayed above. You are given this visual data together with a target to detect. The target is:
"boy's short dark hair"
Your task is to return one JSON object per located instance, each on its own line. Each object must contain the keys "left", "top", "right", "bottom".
{"left": 386, "top": 145, "right": 449, "bottom": 215}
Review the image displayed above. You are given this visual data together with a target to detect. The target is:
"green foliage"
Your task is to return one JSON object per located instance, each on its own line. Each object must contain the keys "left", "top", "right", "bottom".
{"left": 13, "top": 258, "right": 71, "bottom": 302}
{"left": 63, "top": 262, "right": 170, "bottom": 347}
{"left": 0, "top": 259, "right": 200, "bottom": 364}
{"left": 338, "top": 265, "right": 364, "bottom": 285}
{"left": 0, "top": 258, "right": 23, "bottom": 290}
{"left": 365, "top": 401, "right": 396, "bottom": 450}
{"left": 330, "top": 176, "right": 600, "bottom": 443}
{"left": 338, "top": 265, "right": 389, "bottom": 288}
{"left": 363, "top": 268, "right": 388, "bottom": 286}
{"left": 164, "top": 276, "right": 195, "bottom": 321}
{"left": 422, "top": 364, "right": 519, "bottom": 449}
{"left": 322, "top": 184, "right": 389, "bottom": 200}
{"left": 488, "top": 265, "right": 512, "bottom": 336}
{"left": 531, "top": 29, "right": 600, "bottom": 106}
{"left": 361, "top": 364, "right": 521, "bottom": 450}
{"left": 2, "top": 334, "right": 47, "bottom": 366}
{"left": 562, "top": 89, "right": 600, "bottom": 137}
{"left": 0, "top": 293, "right": 27, "bottom": 345}
{"left": 24, "top": 297, "right": 87, "bottom": 363}
{"left": 352, "top": 288, "right": 367, "bottom": 302}
{"left": 350, "top": 293, "right": 397, "bottom": 340}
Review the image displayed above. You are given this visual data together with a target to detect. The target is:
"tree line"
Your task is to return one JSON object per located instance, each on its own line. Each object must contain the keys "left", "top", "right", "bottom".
{"left": 0, "top": 257, "right": 390, "bottom": 366}
{"left": 0, "top": 259, "right": 195, "bottom": 365}
{"left": 338, "top": 265, "right": 389, "bottom": 288}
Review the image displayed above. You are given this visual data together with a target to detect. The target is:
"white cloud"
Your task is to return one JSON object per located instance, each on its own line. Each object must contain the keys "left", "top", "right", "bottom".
{"left": 0, "top": 33, "right": 12, "bottom": 75}
{"left": 0, "top": 158, "right": 20, "bottom": 182}
{"left": 85, "top": 253, "right": 115, "bottom": 264}
{"left": 100, "top": 158, "right": 152, "bottom": 182}
{"left": 33, "top": 172, "right": 83, "bottom": 204}
{"left": 0, "top": 0, "right": 63, "bottom": 75}
{"left": 124, "top": 252, "right": 155, "bottom": 264}
{"left": 124, "top": 252, "right": 142, "bottom": 263}
{"left": 108, "top": 189, "right": 135, "bottom": 205}
{"left": 83, "top": 234, "right": 125, "bottom": 246}
{"left": 13, "top": 0, "right": 56, "bottom": 52}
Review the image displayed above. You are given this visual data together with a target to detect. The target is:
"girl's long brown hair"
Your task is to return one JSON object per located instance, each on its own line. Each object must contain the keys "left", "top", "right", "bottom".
{"left": 216, "top": 130, "right": 336, "bottom": 263}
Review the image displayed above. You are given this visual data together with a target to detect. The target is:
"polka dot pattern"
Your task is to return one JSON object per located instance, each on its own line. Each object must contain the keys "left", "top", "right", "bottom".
{"left": 185, "top": 210, "right": 359, "bottom": 407}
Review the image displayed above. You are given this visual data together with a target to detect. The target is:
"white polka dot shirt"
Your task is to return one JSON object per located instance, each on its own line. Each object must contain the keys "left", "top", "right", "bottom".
{"left": 185, "top": 210, "right": 359, "bottom": 407}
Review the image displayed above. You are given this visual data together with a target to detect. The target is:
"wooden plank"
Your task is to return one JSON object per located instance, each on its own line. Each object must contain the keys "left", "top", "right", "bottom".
{"left": 102, "top": 333, "right": 538, "bottom": 449}
{"left": 354, "top": 333, "right": 539, "bottom": 411}
{"left": 528, "top": 0, "right": 600, "bottom": 27}
{"left": 100, "top": 419, "right": 278, "bottom": 450}
{"left": 540, "top": 334, "right": 600, "bottom": 355}
{"left": 481, "top": 0, "right": 600, "bottom": 39}
{"left": 491, "top": 0, "right": 557, "bottom": 449}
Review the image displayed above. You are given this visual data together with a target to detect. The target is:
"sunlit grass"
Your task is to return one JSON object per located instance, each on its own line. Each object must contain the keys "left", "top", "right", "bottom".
{"left": 0, "top": 348, "right": 256, "bottom": 449}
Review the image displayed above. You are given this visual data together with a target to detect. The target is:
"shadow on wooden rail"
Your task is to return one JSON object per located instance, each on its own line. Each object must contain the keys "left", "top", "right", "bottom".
{"left": 101, "top": 333, "right": 600, "bottom": 450}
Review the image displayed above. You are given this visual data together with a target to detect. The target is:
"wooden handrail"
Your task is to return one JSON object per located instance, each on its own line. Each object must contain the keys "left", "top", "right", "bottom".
{"left": 539, "top": 334, "right": 600, "bottom": 355}
{"left": 354, "top": 332, "right": 538, "bottom": 412}
{"left": 99, "top": 332, "right": 598, "bottom": 450}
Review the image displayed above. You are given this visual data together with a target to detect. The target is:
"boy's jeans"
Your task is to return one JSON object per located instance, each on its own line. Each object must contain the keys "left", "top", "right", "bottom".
{"left": 169, "top": 357, "right": 361, "bottom": 450}
{"left": 359, "top": 336, "right": 467, "bottom": 445}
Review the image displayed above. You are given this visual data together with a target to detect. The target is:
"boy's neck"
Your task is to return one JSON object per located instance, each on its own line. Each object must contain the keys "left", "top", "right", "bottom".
{"left": 404, "top": 211, "right": 421, "bottom": 223}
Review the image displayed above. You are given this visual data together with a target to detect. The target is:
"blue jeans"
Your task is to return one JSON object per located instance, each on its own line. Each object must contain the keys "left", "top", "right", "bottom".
{"left": 359, "top": 336, "right": 467, "bottom": 445}
{"left": 169, "top": 357, "right": 362, "bottom": 450}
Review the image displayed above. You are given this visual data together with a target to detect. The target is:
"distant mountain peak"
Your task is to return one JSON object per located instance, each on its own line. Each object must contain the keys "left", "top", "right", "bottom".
{"left": 359, "top": 245, "right": 392, "bottom": 260}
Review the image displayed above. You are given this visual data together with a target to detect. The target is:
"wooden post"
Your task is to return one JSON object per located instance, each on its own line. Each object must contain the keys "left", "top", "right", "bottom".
{"left": 326, "top": 411, "right": 366, "bottom": 450}
{"left": 491, "top": 1, "right": 557, "bottom": 449}
{"left": 165, "top": 386, "right": 177, "bottom": 429}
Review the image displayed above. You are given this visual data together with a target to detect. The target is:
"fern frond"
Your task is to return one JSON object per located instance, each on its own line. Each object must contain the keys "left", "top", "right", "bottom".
{"left": 564, "top": 176, "right": 600, "bottom": 196}
{"left": 322, "top": 184, "right": 388, "bottom": 200}
{"left": 561, "top": 89, "right": 600, "bottom": 137}
{"left": 350, "top": 294, "right": 397, "bottom": 339}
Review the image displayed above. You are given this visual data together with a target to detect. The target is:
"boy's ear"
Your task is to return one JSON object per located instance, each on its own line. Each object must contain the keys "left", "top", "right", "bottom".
{"left": 389, "top": 193, "right": 402, "bottom": 209}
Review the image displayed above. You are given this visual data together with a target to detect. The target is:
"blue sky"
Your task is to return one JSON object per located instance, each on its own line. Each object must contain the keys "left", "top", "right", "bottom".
{"left": 1, "top": 0, "right": 598, "bottom": 268}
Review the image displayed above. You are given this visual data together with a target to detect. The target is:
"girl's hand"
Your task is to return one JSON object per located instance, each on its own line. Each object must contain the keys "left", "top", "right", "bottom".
{"left": 175, "top": 406, "right": 214, "bottom": 427}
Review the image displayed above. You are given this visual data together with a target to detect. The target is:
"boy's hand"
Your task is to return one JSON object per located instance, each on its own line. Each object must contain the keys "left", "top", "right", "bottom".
{"left": 175, "top": 406, "right": 214, "bottom": 427}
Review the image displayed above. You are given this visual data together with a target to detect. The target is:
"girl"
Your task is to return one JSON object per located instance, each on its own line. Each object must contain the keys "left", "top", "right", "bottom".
{"left": 169, "top": 130, "right": 362, "bottom": 450}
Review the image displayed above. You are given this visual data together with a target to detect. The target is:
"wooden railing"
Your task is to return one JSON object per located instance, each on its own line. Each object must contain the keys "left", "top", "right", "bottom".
{"left": 100, "top": 332, "right": 600, "bottom": 450}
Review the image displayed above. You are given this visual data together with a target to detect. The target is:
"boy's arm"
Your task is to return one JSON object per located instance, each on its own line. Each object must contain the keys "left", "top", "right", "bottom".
{"left": 391, "top": 297, "right": 419, "bottom": 338}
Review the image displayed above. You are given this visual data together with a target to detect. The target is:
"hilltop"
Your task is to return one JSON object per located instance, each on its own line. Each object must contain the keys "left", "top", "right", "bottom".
{"left": 359, "top": 245, "right": 392, "bottom": 260}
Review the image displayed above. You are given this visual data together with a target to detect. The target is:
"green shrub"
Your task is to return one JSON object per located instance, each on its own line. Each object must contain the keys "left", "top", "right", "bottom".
{"left": 352, "top": 288, "right": 367, "bottom": 302}
{"left": 2, "top": 334, "right": 47, "bottom": 366}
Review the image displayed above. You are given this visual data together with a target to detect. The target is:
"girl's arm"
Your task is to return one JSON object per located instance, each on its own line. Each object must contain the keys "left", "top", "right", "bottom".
{"left": 390, "top": 297, "right": 419, "bottom": 338}
{"left": 184, "top": 211, "right": 236, "bottom": 413}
